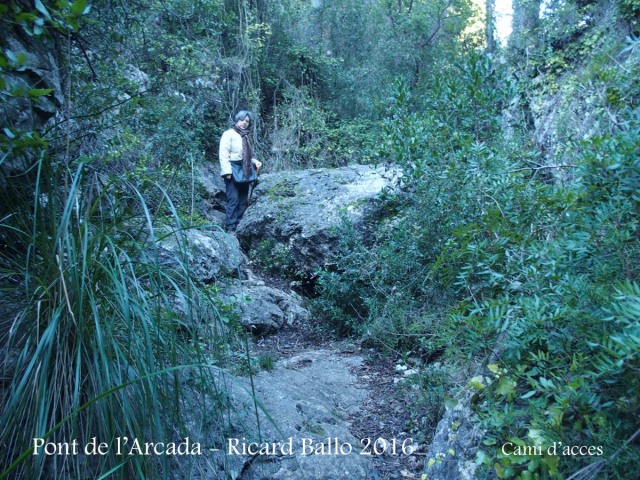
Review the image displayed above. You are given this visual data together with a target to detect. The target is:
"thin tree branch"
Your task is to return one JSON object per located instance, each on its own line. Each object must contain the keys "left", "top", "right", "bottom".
{"left": 505, "top": 164, "right": 578, "bottom": 174}
{"left": 416, "top": 0, "right": 455, "bottom": 49}
{"left": 72, "top": 33, "right": 98, "bottom": 82}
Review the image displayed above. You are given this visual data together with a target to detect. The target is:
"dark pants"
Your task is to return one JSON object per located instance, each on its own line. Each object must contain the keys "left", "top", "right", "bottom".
{"left": 224, "top": 177, "right": 250, "bottom": 230}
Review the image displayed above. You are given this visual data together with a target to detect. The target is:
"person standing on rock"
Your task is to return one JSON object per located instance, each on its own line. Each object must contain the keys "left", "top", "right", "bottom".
{"left": 218, "top": 110, "right": 262, "bottom": 233}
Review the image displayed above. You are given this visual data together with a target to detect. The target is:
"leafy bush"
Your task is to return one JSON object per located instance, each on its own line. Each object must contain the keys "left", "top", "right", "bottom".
{"left": 251, "top": 237, "right": 298, "bottom": 277}
{"left": 437, "top": 50, "right": 640, "bottom": 479}
{"left": 465, "top": 113, "right": 640, "bottom": 479}
{"left": 315, "top": 54, "right": 514, "bottom": 345}
{"left": 317, "top": 40, "right": 640, "bottom": 478}
{"left": 311, "top": 217, "right": 372, "bottom": 336}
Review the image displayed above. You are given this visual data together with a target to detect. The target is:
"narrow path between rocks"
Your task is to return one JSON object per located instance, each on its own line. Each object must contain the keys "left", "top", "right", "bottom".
{"left": 233, "top": 321, "right": 429, "bottom": 480}
{"left": 204, "top": 165, "right": 432, "bottom": 479}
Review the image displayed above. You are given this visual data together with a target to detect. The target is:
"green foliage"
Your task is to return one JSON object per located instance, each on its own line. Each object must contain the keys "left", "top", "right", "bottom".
{"left": 508, "top": 0, "right": 638, "bottom": 86}
{"left": 257, "top": 353, "right": 277, "bottom": 372}
{"left": 439, "top": 42, "right": 639, "bottom": 477}
{"left": 311, "top": 217, "right": 371, "bottom": 336}
{"left": 317, "top": 33, "right": 640, "bottom": 477}
{"left": 3, "top": 0, "right": 640, "bottom": 478}
{"left": 619, "top": 0, "right": 640, "bottom": 25}
{"left": 315, "top": 53, "right": 514, "bottom": 346}
{"left": 251, "top": 238, "right": 298, "bottom": 278}
{"left": 256, "top": 0, "right": 477, "bottom": 170}
{"left": 440, "top": 52, "right": 640, "bottom": 479}
{"left": 7, "top": 0, "right": 90, "bottom": 36}
{"left": 5, "top": 0, "right": 233, "bottom": 217}
{"left": 379, "top": 54, "right": 513, "bottom": 182}
{"left": 0, "top": 6, "right": 254, "bottom": 476}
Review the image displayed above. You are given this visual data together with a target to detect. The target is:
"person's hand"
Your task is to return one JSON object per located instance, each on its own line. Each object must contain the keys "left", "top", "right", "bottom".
{"left": 253, "top": 159, "right": 262, "bottom": 171}
{"left": 224, "top": 174, "right": 231, "bottom": 180}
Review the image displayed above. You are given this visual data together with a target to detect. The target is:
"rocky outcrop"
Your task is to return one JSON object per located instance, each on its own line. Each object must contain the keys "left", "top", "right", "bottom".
{"left": 223, "top": 279, "right": 310, "bottom": 334}
{"left": 1, "top": 2, "right": 64, "bottom": 182}
{"left": 230, "top": 349, "right": 373, "bottom": 479}
{"left": 197, "top": 162, "right": 228, "bottom": 226}
{"left": 156, "top": 227, "right": 245, "bottom": 284}
{"left": 236, "top": 164, "right": 399, "bottom": 273}
{"left": 155, "top": 227, "right": 311, "bottom": 334}
{"left": 0, "top": 23, "right": 63, "bottom": 132}
{"left": 189, "top": 163, "right": 400, "bottom": 331}
{"left": 422, "top": 386, "right": 484, "bottom": 480}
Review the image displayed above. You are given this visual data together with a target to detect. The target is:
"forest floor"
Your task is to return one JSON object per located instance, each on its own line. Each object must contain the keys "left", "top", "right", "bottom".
{"left": 247, "top": 318, "right": 430, "bottom": 480}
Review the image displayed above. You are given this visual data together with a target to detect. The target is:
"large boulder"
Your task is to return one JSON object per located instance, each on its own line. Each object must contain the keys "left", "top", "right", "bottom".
{"left": 155, "top": 228, "right": 310, "bottom": 334}
{"left": 223, "top": 279, "right": 310, "bottom": 334}
{"left": 237, "top": 164, "right": 399, "bottom": 273}
{"left": 197, "top": 162, "right": 227, "bottom": 226}
{"left": 156, "top": 227, "right": 245, "bottom": 284}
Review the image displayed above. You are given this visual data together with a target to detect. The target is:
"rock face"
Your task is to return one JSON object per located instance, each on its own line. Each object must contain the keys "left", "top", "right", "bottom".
{"left": 193, "top": 162, "right": 399, "bottom": 331}
{"left": 422, "top": 387, "right": 484, "bottom": 480}
{"left": 197, "top": 162, "right": 227, "bottom": 226}
{"left": 223, "top": 279, "right": 310, "bottom": 334}
{"left": 156, "top": 227, "right": 246, "bottom": 284}
{"left": 155, "top": 227, "right": 311, "bottom": 334}
{"left": 236, "top": 164, "right": 399, "bottom": 273}
{"left": 0, "top": 23, "right": 63, "bottom": 132}
{"left": 229, "top": 349, "right": 373, "bottom": 479}
{"left": 1, "top": 3, "right": 64, "bottom": 182}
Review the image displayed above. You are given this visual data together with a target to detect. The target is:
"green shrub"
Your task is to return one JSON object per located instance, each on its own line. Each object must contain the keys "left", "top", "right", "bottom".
{"left": 311, "top": 217, "right": 371, "bottom": 336}
{"left": 317, "top": 42, "right": 640, "bottom": 478}
{"left": 251, "top": 238, "right": 298, "bottom": 278}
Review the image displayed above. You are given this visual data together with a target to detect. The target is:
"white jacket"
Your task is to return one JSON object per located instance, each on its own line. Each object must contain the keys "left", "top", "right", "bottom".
{"left": 218, "top": 128, "right": 262, "bottom": 178}
{"left": 218, "top": 128, "right": 244, "bottom": 177}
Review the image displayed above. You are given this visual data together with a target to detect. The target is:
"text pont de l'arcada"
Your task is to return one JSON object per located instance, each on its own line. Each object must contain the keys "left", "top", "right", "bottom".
{"left": 33, "top": 437, "right": 202, "bottom": 456}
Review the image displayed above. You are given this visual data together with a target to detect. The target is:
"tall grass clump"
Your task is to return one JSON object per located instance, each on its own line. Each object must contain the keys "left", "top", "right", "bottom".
{"left": 0, "top": 154, "right": 237, "bottom": 479}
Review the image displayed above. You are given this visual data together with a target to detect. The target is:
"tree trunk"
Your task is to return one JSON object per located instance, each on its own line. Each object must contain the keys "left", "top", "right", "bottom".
{"left": 509, "top": 0, "right": 541, "bottom": 56}
{"left": 486, "top": 0, "right": 496, "bottom": 53}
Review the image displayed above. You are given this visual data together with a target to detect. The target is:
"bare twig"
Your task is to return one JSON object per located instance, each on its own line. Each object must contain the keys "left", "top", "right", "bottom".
{"left": 416, "top": 0, "right": 455, "bottom": 49}
{"left": 483, "top": 192, "right": 506, "bottom": 219}
{"left": 566, "top": 427, "right": 640, "bottom": 480}
{"left": 72, "top": 33, "right": 98, "bottom": 81}
{"left": 506, "top": 164, "right": 578, "bottom": 174}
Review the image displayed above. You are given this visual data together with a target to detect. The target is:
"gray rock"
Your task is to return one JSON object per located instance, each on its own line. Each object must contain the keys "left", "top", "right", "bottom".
{"left": 197, "top": 162, "right": 227, "bottom": 225}
{"left": 236, "top": 164, "right": 399, "bottom": 273}
{"left": 1, "top": 10, "right": 63, "bottom": 184}
{"left": 223, "top": 280, "right": 310, "bottom": 334}
{"left": 422, "top": 386, "right": 484, "bottom": 480}
{"left": 1, "top": 27, "right": 63, "bottom": 131}
{"left": 155, "top": 227, "right": 245, "bottom": 284}
{"left": 230, "top": 350, "right": 373, "bottom": 479}
{"left": 154, "top": 225, "right": 310, "bottom": 334}
{"left": 124, "top": 64, "right": 150, "bottom": 93}
{"left": 168, "top": 350, "right": 375, "bottom": 479}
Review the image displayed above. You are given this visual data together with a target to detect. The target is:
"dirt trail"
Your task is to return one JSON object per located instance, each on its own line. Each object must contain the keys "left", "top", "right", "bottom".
{"left": 242, "top": 324, "right": 427, "bottom": 480}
